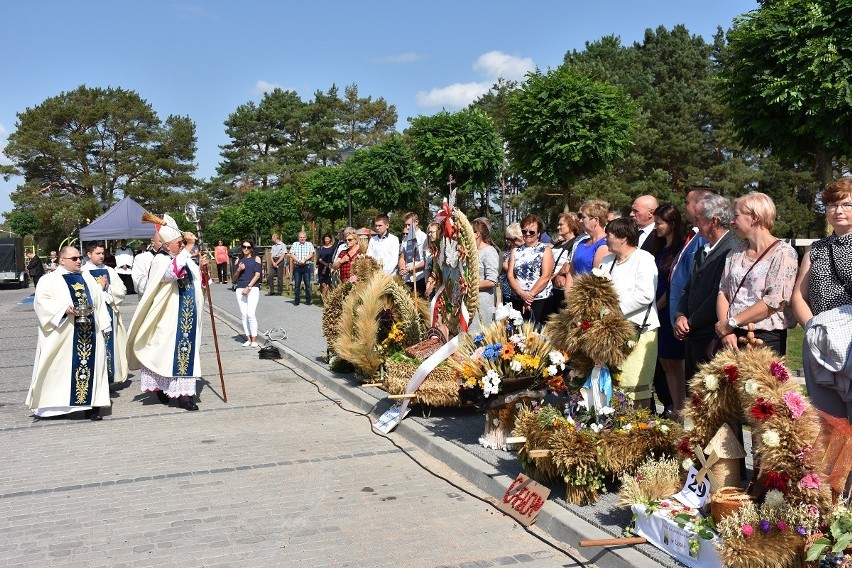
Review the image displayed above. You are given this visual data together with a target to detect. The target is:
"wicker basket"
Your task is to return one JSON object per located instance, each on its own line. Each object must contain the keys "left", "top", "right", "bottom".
{"left": 710, "top": 486, "right": 752, "bottom": 524}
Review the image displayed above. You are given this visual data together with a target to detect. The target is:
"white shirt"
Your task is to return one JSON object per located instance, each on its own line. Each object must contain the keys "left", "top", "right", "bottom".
{"left": 599, "top": 249, "right": 660, "bottom": 331}
{"left": 115, "top": 247, "right": 135, "bottom": 274}
{"left": 399, "top": 229, "right": 427, "bottom": 282}
{"left": 637, "top": 222, "right": 656, "bottom": 249}
{"left": 367, "top": 232, "right": 400, "bottom": 275}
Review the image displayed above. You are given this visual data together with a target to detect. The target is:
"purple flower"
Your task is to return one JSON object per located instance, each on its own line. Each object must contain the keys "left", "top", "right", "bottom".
{"left": 770, "top": 361, "right": 790, "bottom": 383}
{"left": 796, "top": 526, "right": 807, "bottom": 536}
{"left": 759, "top": 519, "right": 771, "bottom": 533}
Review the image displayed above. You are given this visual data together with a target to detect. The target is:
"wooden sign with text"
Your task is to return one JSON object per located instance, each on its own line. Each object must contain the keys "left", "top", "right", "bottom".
{"left": 497, "top": 474, "right": 550, "bottom": 526}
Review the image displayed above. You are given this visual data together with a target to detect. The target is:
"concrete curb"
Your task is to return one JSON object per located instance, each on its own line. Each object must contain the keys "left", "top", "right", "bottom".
{"left": 211, "top": 305, "right": 668, "bottom": 568}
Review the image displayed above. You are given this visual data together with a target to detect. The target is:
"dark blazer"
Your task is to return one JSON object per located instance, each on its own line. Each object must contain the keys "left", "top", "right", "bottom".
{"left": 27, "top": 254, "right": 45, "bottom": 277}
{"left": 675, "top": 231, "right": 738, "bottom": 338}
{"left": 638, "top": 225, "right": 656, "bottom": 254}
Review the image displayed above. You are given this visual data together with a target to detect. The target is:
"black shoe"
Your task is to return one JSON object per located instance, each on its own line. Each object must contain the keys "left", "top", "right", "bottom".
{"left": 266, "top": 293, "right": 276, "bottom": 296}
{"left": 155, "top": 390, "right": 170, "bottom": 405}
{"left": 178, "top": 396, "right": 198, "bottom": 411}
{"left": 84, "top": 408, "right": 103, "bottom": 421}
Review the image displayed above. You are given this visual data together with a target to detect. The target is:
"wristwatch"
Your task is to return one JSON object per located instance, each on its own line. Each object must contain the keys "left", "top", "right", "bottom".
{"left": 727, "top": 317, "right": 738, "bottom": 329}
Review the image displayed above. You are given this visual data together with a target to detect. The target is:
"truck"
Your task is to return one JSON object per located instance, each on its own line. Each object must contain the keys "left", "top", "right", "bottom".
{"left": 0, "top": 237, "right": 29, "bottom": 288}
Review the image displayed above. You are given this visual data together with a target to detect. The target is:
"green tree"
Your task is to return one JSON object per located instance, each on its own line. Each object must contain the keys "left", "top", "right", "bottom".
{"left": 6, "top": 210, "right": 41, "bottom": 237}
{"left": 338, "top": 84, "right": 398, "bottom": 150}
{"left": 717, "top": 0, "right": 852, "bottom": 187}
{"left": 505, "top": 67, "right": 637, "bottom": 209}
{"left": 340, "top": 134, "right": 421, "bottom": 217}
{"left": 406, "top": 108, "right": 503, "bottom": 215}
{"left": 1, "top": 85, "right": 197, "bottom": 244}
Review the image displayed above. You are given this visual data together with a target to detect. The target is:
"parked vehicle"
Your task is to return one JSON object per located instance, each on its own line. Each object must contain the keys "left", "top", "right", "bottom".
{"left": 0, "top": 237, "right": 29, "bottom": 288}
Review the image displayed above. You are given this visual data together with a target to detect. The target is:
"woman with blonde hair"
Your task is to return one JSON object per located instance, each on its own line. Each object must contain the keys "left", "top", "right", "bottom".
{"left": 565, "top": 200, "right": 610, "bottom": 295}
{"left": 498, "top": 223, "right": 523, "bottom": 307}
{"left": 715, "top": 192, "right": 798, "bottom": 354}
{"left": 332, "top": 227, "right": 363, "bottom": 283}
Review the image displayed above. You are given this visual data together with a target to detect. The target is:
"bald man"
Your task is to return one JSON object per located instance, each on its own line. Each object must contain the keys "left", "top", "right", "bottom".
{"left": 630, "top": 195, "right": 659, "bottom": 252}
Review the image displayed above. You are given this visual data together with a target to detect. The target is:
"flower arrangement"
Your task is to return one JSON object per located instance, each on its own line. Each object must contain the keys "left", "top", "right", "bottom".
{"left": 678, "top": 346, "right": 834, "bottom": 568}
{"left": 806, "top": 502, "right": 852, "bottom": 567}
{"left": 512, "top": 398, "right": 682, "bottom": 505}
{"left": 449, "top": 305, "right": 568, "bottom": 408}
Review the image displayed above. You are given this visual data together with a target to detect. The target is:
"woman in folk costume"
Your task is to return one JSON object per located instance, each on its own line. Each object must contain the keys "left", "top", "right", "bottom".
{"left": 82, "top": 241, "right": 128, "bottom": 384}
{"left": 127, "top": 213, "right": 206, "bottom": 411}
{"left": 26, "top": 246, "right": 112, "bottom": 420}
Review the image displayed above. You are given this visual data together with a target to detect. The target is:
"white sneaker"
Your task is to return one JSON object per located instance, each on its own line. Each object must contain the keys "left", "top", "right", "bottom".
{"left": 250, "top": 342, "right": 259, "bottom": 348}
{"left": 242, "top": 341, "right": 252, "bottom": 347}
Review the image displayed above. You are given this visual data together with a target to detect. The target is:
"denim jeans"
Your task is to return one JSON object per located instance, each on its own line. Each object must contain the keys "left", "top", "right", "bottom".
{"left": 293, "top": 263, "right": 312, "bottom": 305}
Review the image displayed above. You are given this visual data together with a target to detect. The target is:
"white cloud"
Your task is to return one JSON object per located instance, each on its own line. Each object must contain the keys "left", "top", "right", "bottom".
{"left": 416, "top": 50, "right": 535, "bottom": 109}
{"left": 0, "top": 123, "right": 12, "bottom": 166}
{"left": 253, "top": 80, "right": 284, "bottom": 95}
{"left": 415, "top": 82, "right": 491, "bottom": 108}
{"left": 473, "top": 50, "right": 535, "bottom": 81}
{"left": 378, "top": 52, "right": 425, "bottom": 64}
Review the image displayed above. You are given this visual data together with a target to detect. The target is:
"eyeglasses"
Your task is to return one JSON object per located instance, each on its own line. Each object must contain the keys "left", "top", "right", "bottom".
{"left": 241, "top": 245, "right": 252, "bottom": 249}
{"left": 521, "top": 230, "right": 537, "bottom": 236}
{"left": 62, "top": 256, "right": 82, "bottom": 261}
{"left": 827, "top": 202, "right": 852, "bottom": 212}
{"left": 345, "top": 238, "right": 356, "bottom": 242}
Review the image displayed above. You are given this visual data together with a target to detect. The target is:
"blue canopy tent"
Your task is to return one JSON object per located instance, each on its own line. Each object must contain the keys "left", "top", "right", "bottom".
{"left": 79, "top": 197, "right": 153, "bottom": 241}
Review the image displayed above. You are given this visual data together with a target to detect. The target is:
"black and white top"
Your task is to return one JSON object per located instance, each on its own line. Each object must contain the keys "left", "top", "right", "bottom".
{"left": 808, "top": 232, "right": 852, "bottom": 315}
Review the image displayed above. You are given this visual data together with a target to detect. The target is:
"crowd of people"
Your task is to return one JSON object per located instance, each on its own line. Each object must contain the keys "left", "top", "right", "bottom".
{"left": 23, "top": 179, "right": 852, "bottom": 431}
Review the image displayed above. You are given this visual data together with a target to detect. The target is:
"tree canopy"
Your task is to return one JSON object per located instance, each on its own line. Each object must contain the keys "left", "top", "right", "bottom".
{"left": 1, "top": 85, "right": 197, "bottom": 246}
{"left": 717, "top": 0, "right": 852, "bottom": 186}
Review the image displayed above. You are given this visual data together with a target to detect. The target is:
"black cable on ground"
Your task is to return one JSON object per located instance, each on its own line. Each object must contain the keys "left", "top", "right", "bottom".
{"left": 267, "top": 356, "right": 583, "bottom": 563}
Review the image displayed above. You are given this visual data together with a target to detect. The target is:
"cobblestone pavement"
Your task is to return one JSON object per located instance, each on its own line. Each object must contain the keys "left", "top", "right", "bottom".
{"left": 0, "top": 287, "right": 588, "bottom": 568}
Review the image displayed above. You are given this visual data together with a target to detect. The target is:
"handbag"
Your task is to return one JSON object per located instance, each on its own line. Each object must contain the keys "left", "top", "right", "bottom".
{"left": 258, "top": 345, "right": 282, "bottom": 360}
{"left": 707, "top": 240, "right": 781, "bottom": 359}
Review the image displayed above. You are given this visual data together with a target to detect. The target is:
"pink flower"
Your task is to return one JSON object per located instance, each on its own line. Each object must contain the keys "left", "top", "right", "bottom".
{"left": 782, "top": 391, "right": 807, "bottom": 419}
{"left": 797, "top": 444, "right": 813, "bottom": 462}
{"left": 776, "top": 521, "right": 788, "bottom": 531}
{"left": 799, "top": 473, "right": 822, "bottom": 490}
{"left": 770, "top": 361, "right": 790, "bottom": 383}
{"left": 741, "top": 524, "right": 754, "bottom": 536}
{"left": 807, "top": 504, "right": 820, "bottom": 518}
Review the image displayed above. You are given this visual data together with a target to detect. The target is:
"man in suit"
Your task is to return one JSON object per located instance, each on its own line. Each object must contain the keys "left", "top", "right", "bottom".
{"left": 630, "top": 195, "right": 658, "bottom": 252}
{"left": 668, "top": 186, "right": 712, "bottom": 326}
{"left": 674, "top": 193, "right": 737, "bottom": 383}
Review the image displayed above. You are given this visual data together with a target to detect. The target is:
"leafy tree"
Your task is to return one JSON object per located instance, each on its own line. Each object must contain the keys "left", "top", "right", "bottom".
{"left": 338, "top": 84, "right": 398, "bottom": 150}
{"left": 505, "top": 67, "right": 637, "bottom": 209}
{"left": 300, "top": 165, "right": 348, "bottom": 222}
{"left": 306, "top": 85, "right": 343, "bottom": 166}
{"left": 340, "top": 134, "right": 421, "bottom": 217}
{"left": 717, "top": 0, "right": 852, "bottom": 186}
{"left": 1, "top": 85, "right": 197, "bottom": 244}
{"left": 406, "top": 108, "right": 503, "bottom": 215}
{"left": 6, "top": 210, "right": 40, "bottom": 237}
{"left": 205, "top": 186, "right": 302, "bottom": 244}
{"left": 218, "top": 88, "right": 308, "bottom": 189}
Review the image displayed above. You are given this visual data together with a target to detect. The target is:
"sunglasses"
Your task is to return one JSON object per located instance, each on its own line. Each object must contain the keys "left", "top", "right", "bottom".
{"left": 241, "top": 245, "right": 252, "bottom": 249}
{"left": 521, "top": 230, "right": 537, "bottom": 236}
{"left": 62, "top": 256, "right": 82, "bottom": 261}
{"left": 345, "top": 237, "right": 356, "bottom": 242}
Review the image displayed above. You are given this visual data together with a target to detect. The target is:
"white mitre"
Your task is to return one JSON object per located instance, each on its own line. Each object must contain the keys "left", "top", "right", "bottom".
{"left": 157, "top": 214, "right": 183, "bottom": 243}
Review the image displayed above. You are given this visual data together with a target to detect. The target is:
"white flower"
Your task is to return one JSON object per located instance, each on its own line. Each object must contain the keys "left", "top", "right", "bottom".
{"left": 745, "top": 379, "right": 759, "bottom": 396}
{"left": 565, "top": 415, "right": 576, "bottom": 425}
{"left": 547, "top": 365, "right": 558, "bottom": 377}
{"left": 509, "top": 360, "right": 523, "bottom": 373}
{"left": 590, "top": 423, "right": 603, "bottom": 434}
{"left": 703, "top": 374, "right": 719, "bottom": 391}
{"left": 492, "top": 417, "right": 500, "bottom": 426}
{"left": 762, "top": 430, "right": 781, "bottom": 447}
{"left": 599, "top": 406, "right": 615, "bottom": 416}
{"left": 482, "top": 370, "right": 502, "bottom": 397}
{"left": 660, "top": 424, "right": 670, "bottom": 433}
{"left": 591, "top": 267, "right": 612, "bottom": 281}
{"left": 626, "top": 340, "right": 637, "bottom": 349}
{"left": 496, "top": 303, "right": 523, "bottom": 325}
{"left": 764, "top": 489, "right": 785, "bottom": 509}
{"left": 682, "top": 458, "right": 694, "bottom": 471}
{"left": 622, "top": 423, "right": 633, "bottom": 431}
{"left": 548, "top": 351, "right": 566, "bottom": 366}
{"left": 601, "top": 308, "right": 611, "bottom": 317}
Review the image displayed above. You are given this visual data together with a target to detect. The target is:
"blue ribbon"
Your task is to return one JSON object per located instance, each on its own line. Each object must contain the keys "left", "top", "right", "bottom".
{"left": 88, "top": 269, "right": 115, "bottom": 383}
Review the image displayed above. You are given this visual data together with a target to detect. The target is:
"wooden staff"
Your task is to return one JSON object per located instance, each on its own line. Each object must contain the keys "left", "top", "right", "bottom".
{"left": 202, "top": 258, "right": 228, "bottom": 402}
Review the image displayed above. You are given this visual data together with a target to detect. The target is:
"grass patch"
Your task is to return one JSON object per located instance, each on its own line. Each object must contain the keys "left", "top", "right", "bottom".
{"left": 786, "top": 325, "right": 803, "bottom": 372}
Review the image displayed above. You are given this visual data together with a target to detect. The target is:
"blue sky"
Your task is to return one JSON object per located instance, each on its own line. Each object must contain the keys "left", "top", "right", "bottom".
{"left": 0, "top": 0, "right": 757, "bottom": 223}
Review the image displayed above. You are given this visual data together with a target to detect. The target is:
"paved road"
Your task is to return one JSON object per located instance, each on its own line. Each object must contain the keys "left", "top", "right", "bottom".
{"left": 0, "top": 287, "right": 587, "bottom": 568}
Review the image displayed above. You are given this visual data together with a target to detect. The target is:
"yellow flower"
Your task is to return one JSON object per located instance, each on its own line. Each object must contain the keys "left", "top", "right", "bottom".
{"left": 501, "top": 343, "right": 515, "bottom": 360}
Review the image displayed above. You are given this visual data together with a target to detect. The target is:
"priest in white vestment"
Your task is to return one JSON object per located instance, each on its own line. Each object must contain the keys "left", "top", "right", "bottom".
{"left": 82, "top": 241, "right": 128, "bottom": 384}
{"left": 131, "top": 231, "right": 161, "bottom": 298}
{"left": 26, "top": 246, "right": 112, "bottom": 420}
{"left": 127, "top": 214, "right": 205, "bottom": 411}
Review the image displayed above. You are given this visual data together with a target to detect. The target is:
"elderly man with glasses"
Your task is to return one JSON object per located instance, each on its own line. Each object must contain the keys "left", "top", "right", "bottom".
{"left": 26, "top": 245, "right": 113, "bottom": 421}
